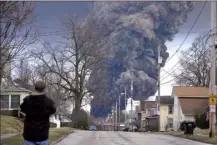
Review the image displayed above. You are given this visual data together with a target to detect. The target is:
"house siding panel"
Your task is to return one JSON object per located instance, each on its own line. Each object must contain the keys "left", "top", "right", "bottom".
{"left": 185, "top": 115, "right": 195, "bottom": 122}
{"left": 173, "top": 96, "right": 181, "bottom": 131}
{"left": 0, "top": 91, "right": 31, "bottom": 117}
{"left": 160, "top": 105, "right": 173, "bottom": 131}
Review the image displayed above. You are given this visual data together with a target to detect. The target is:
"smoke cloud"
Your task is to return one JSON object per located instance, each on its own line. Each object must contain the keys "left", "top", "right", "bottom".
{"left": 89, "top": 1, "right": 194, "bottom": 117}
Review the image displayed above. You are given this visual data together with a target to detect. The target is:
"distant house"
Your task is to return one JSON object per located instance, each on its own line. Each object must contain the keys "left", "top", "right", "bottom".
{"left": 140, "top": 100, "right": 158, "bottom": 131}
{"left": 172, "top": 86, "right": 209, "bottom": 131}
{"left": 157, "top": 96, "right": 174, "bottom": 132}
{"left": 0, "top": 82, "right": 33, "bottom": 117}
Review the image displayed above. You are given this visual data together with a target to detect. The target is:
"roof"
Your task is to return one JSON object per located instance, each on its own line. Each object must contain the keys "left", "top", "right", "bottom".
{"left": 140, "top": 101, "right": 157, "bottom": 111}
{"left": 179, "top": 97, "right": 208, "bottom": 115}
{"left": 13, "top": 79, "right": 35, "bottom": 92}
{"left": 1, "top": 81, "right": 33, "bottom": 93}
{"left": 172, "top": 86, "right": 209, "bottom": 97}
{"left": 156, "top": 96, "right": 173, "bottom": 105}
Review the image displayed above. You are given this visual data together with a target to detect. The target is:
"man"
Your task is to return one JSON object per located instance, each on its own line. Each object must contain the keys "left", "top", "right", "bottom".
{"left": 20, "top": 81, "right": 56, "bottom": 145}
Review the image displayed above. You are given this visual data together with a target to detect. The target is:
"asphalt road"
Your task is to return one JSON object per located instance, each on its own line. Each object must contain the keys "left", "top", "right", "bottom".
{"left": 55, "top": 131, "right": 211, "bottom": 145}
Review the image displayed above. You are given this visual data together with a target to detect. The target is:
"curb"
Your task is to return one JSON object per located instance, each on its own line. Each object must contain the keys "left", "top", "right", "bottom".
{"left": 51, "top": 131, "right": 74, "bottom": 145}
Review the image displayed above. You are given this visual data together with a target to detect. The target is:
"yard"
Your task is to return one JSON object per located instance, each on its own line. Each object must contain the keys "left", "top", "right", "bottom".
{"left": 0, "top": 115, "right": 73, "bottom": 145}
{"left": 1, "top": 115, "right": 23, "bottom": 134}
{"left": 1, "top": 127, "right": 73, "bottom": 145}
{"left": 156, "top": 129, "right": 217, "bottom": 144}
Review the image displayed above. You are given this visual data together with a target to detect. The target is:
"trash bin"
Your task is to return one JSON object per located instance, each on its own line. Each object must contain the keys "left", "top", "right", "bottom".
{"left": 182, "top": 121, "right": 195, "bottom": 135}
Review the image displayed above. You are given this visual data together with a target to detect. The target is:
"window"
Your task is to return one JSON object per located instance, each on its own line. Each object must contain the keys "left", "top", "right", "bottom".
{"left": 11, "top": 95, "right": 20, "bottom": 109}
{"left": 169, "top": 105, "right": 173, "bottom": 114}
{"left": 168, "top": 118, "right": 173, "bottom": 128}
{"left": 0, "top": 95, "right": 20, "bottom": 109}
{"left": 0, "top": 95, "right": 9, "bottom": 109}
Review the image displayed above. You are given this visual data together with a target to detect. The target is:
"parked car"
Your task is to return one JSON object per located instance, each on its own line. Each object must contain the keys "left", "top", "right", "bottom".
{"left": 89, "top": 125, "right": 97, "bottom": 131}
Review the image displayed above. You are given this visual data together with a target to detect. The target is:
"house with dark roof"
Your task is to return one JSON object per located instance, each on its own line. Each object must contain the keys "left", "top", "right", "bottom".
{"left": 156, "top": 96, "right": 174, "bottom": 131}
{"left": 172, "top": 86, "right": 209, "bottom": 131}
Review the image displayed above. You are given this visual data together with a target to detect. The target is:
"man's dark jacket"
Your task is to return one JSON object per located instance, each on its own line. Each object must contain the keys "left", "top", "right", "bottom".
{"left": 20, "top": 94, "right": 56, "bottom": 142}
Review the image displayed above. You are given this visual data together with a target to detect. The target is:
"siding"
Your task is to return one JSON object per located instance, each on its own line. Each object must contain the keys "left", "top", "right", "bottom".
{"left": 160, "top": 105, "right": 173, "bottom": 131}
{"left": 0, "top": 91, "right": 30, "bottom": 117}
{"left": 184, "top": 115, "right": 195, "bottom": 122}
{"left": 173, "top": 96, "right": 195, "bottom": 131}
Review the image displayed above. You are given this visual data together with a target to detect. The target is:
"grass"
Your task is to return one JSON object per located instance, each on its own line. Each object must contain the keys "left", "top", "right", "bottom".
{"left": 182, "top": 134, "right": 216, "bottom": 144}
{"left": 1, "top": 127, "right": 73, "bottom": 145}
{"left": 1, "top": 115, "right": 23, "bottom": 134}
{"left": 156, "top": 130, "right": 217, "bottom": 144}
{"left": 194, "top": 128, "right": 217, "bottom": 135}
{"left": 1, "top": 115, "right": 73, "bottom": 145}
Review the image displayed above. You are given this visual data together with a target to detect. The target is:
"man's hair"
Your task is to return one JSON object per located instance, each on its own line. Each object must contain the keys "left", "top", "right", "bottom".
{"left": 34, "top": 81, "right": 46, "bottom": 93}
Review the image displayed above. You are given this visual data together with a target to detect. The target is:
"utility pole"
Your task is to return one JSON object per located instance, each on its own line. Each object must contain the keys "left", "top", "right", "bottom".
{"left": 209, "top": 1, "right": 217, "bottom": 138}
{"left": 121, "top": 87, "right": 127, "bottom": 128}
{"left": 130, "top": 73, "right": 134, "bottom": 132}
{"left": 157, "top": 44, "right": 162, "bottom": 132}
{"left": 124, "top": 87, "right": 127, "bottom": 123}
{"left": 118, "top": 95, "right": 121, "bottom": 131}
{"left": 112, "top": 106, "right": 115, "bottom": 131}
{"left": 115, "top": 101, "right": 118, "bottom": 131}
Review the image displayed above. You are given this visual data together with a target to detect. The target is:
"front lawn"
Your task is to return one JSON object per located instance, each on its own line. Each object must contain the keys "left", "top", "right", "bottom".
{"left": 1, "top": 115, "right": 23, "bottom": 134}
{"left": 1, "top": 127, "right": 73, "bottom": 145}
{"left": 183, "top": 134, "right": 216, "bottom": 144}
{"left": 156, "top": 130, "right": 217, "bottom": 144}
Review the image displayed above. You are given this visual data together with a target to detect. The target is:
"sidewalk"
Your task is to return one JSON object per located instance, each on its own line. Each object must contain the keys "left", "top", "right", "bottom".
{"left": 0, "top": 134, "right": 17, "bottom": 140}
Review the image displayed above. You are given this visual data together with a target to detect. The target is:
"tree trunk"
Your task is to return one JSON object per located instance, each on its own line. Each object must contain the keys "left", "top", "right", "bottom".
{"left": 71, "top": 97, "right": 82, "bottom": 128}
{"left": 0, "top": 67, "right": 3, "bottom": 90}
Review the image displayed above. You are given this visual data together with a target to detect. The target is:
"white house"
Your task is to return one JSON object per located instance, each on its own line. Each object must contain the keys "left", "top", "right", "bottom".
{"left": 0, "top": 82, "right": 33, "bottom": 117}
{"left": 172, "top": 86, "right": 209, "bottom": 131}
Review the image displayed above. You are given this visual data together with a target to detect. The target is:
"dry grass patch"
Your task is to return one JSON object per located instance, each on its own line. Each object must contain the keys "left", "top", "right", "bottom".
{"left": 1, "top": 115, "right": 23, "bottom": 134}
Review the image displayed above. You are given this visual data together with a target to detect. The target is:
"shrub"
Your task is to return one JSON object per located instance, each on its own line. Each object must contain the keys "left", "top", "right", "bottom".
{"left": 50, "top": 122, "right": 57, "bottom": 128}
{"left": 195, "top": 113, "right": 209, "bottom": 129}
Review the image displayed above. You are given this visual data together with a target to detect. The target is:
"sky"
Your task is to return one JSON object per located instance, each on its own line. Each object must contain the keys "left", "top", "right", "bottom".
{"left": 30, "top": 1, "right": 212, "bottom": 111}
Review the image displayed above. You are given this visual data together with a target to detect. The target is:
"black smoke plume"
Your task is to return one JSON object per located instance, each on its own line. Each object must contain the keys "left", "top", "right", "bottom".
{"left": 89, "top": 1, "right": 194, "bottom": 117}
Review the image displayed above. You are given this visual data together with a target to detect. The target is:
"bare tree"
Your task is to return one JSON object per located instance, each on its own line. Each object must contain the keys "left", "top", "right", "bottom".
{"left": 0, "top": 1, "right": 36, "bottom": 87}
{"left": 32, "top": 63, "right": 73, "bottom": 119}
{"left": 32, "top": 15, "right": 107, "bottom": 125}
{"left": 174, "top": 34, "right": 210, "bottom": 87}
{"left": 16, "top": 59, "right": 32, "bottom": 84}
{"left": 46, "top": 75, "right": 73, "bottom": 120}
{"left": 13, "top": 59, "right": 35, "bottom": 93}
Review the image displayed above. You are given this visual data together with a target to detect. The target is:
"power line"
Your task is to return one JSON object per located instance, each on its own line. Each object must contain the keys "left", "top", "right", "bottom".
{"left": 165, "top": 1, "right": 207, "bottom": 63}
{"left": 161, "top": 31, "right": 217, "bottom": 83}
{"left": 160, "top": 45, "right": 211, "bottom": 85}
{"left": 161, "top": 29, "right": 216, "bottom": 81}
{"left": 15, "top": 30, "right": 207, "bottom": 38}
{"left": 161, "top": 34, "right": 211, "bottom": 83}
